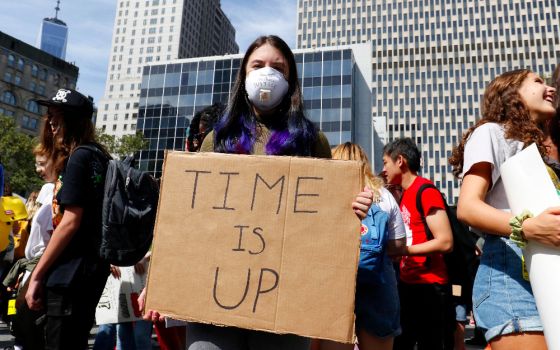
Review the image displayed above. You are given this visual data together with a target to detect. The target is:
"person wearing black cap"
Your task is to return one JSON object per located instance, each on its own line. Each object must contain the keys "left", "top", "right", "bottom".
{"left": 25, "top": 88, "right": 112, "bottom": 350}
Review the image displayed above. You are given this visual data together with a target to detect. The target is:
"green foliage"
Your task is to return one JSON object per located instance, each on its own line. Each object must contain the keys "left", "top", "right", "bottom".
{"left": 96, "top": 128, "right": 118, "bottom": 154}
{"left": 0, "top": 116, "right": 42, "bottom": 195}
{"left": 118, "top": 132, "right": 149, "bottom": 159}
{"left": 96, "top": 129, "right": 148, "bottom": 159}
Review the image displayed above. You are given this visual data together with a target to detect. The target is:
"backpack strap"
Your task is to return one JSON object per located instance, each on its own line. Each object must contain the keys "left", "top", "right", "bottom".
{"left": 73, "top": 143, "right": 113, "bottom": 162}
{"left": 415, "top": 182, "right": 443, "bottom": 240}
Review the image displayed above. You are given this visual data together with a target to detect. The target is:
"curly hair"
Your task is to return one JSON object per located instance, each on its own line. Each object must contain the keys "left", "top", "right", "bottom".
{"left": 449, "top": 69, "right": 548, "bottom": 177}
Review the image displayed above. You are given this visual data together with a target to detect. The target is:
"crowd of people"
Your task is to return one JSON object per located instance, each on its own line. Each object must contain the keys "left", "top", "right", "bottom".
{"left": 0, "top": 34, "right": 559, "bottom": 350}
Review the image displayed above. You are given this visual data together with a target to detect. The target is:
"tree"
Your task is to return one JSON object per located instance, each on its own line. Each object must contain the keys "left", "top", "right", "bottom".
{"left": 95, "top": 128, "right": 118, "bottom": 155}
{"left": 0, "top": 116, "right": 42, "bottom": 195}
{"left": 118, "top": 132, "right": 149, "bottom": 159}
{"left": 96, "top": 129, "right": 148, "bottom": 159}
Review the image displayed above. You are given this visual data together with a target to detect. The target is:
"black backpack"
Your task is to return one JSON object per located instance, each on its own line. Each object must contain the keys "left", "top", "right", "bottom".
{"left": 77, "top": 145, "right": 159, "bottom": 266}
{"left": 416, "top": 183, "right": 480, "bottom": 304}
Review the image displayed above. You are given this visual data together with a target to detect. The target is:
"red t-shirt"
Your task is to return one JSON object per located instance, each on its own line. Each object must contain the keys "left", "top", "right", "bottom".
{"left": 399, "top": 176, "right": 448, "bottom": 284}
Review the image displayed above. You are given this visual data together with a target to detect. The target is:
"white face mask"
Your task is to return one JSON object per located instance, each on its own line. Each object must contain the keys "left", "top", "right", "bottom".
{"left": 245, "top": 67, "right": 289, "bottom": 112}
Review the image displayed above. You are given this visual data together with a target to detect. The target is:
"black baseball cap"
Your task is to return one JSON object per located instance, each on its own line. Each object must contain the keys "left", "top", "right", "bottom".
{"left": 36, "top": 88, "right": 93, "bottom": 118}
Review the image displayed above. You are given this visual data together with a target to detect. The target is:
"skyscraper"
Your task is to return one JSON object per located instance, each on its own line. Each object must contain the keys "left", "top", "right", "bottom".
{"left": 36, "top": 0, "right": 68, "bottom": 60}
{"left": 97, "top": 0, "right": 238, "bottom": 138}
{"left": 297, "top": 0, "right": 560, "bottom": 203}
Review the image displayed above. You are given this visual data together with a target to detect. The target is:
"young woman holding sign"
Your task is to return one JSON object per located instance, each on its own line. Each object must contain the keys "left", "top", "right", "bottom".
{"left": 143, "top": 35, "right": 373, "bottom": 350}
{"left": 450, "top": 69, "right": 560, "bottom": 350}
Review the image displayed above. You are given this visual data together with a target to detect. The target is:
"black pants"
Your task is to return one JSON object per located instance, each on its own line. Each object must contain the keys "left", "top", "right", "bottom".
{"left": 45, "top": 263, "right": 109, "bottom": 350}
{"left": 12, "top": 302, "right": 46, "bottom": 350}
{"left": 393, "top": 282, "right": 455, "bottom": 350}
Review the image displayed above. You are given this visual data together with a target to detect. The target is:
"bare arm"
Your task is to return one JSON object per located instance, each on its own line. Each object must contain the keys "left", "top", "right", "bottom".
{"left": 457, "top": 162, "right": 511, "bottom": 236}
{"left": 458, "top": 162, "right": 560, "bottom": 246}
{"left": 404, "top": 208, "right": 453, "bottom": 256}
{"left": 26, "top": 206, "right": 83, "bottom": 310}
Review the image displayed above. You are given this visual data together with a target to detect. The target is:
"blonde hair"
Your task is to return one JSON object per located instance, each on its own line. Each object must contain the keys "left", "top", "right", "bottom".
{"left": 331, "top": 142, "right": 384, "bottom": 202}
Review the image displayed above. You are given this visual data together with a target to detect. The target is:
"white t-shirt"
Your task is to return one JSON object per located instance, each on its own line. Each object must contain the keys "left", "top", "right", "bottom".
{"left": 377, "top": 186, "right": 406, "bottom": 241}
{"left": 461, "top": 122, "right": 524, "bottom": 223}
{"left": 25, "top": 183, "right": 54, "bottom": 260}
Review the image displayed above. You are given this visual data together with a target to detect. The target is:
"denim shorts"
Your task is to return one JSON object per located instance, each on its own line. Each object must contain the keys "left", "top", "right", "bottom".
{"left": 473, "top": 235, "right": 543, "bottom": 342}
{"left": 355, "top": 257, "right": 401, "bottom": 338}
{"left": 455, "top": 304, "right": 469, "bottom": 324}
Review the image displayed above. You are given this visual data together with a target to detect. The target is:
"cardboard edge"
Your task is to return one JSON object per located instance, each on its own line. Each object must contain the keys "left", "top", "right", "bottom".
{"left": 144, "top": 149, "right": 170, "bottom": 316}
{"left": 144, "top": 152, "right": 361, "bottom": 343}
{"left": 155, "top": 312, "right": 356, "bottom": 344}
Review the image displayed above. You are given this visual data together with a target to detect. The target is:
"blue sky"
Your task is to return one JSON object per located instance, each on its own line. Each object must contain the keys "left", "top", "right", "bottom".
{"left": 0, "top": 0, "right": 296, "bottom": 104}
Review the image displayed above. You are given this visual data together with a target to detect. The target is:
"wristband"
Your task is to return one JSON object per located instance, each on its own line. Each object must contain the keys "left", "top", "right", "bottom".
{"left": 509, "top": 209, "right": 533, "bottom": 248}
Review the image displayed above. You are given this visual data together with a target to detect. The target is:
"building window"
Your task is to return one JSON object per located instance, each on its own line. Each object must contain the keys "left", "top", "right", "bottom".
{"left": 29, "top": 81, "right": 36, "bottom": 92}
{"left": 1, "top": 91, "right": 16, "bottom": 105}
{"left": 112, "top": 125, "right": 117, "bottom": 131}
{"left": 0, "top": 108, "right": 14, "bottom": 117}
{"left": 22, "top": 115, "right": 38, "bottom": 130}
{"left": 17, "top": 58, "right": 25, "bottom": 71}
{"left": 31, "top": 65, "right": 39, "bottom": 77}
{"left": 26, "top": 100, "right": 39, "bottom": 114}
{"left": 14, "top": 75, "right": 22, "bottom": 86}
{"left": 39, "top": 69, "right": 48, "bottom": 80}
{"left": 37, "top": 85, "right": 46, "bottom": 95}
{"left": 3, "top": 72, "right": 12, "bottom": 83}
{"left": 7, "top": 54, "right": 15, "bottom": 67}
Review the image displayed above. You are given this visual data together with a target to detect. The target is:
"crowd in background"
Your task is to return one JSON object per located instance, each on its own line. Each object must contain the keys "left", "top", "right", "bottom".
{"left": 0, "top": 34, "right": 559, "bottom": 350}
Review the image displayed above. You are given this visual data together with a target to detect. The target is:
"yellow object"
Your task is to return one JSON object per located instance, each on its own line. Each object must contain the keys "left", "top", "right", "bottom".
{"left": 7, "top": 298, "right": 16, "bottom": 316}
{"left": 13, "top": 220, "right": 30, "bottom": 260}
{"left": 0, "top": 196, "right": 28, "bottom": 223}
{"left": 522, "top": 254, "right": 529, "bottom": 281}
{"left": 0, "top": 222, "right": 11, "bottom": 251}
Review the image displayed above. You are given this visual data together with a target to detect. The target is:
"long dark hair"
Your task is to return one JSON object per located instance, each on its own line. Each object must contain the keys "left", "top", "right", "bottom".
{"left": 213, "top": 35, "right": 317, "bottom": 156}
{"left": 41, "top": 109, "right": 109, "bottom": 174}
{"left": 449, "top": 69, "right": 547, "bottom": 177}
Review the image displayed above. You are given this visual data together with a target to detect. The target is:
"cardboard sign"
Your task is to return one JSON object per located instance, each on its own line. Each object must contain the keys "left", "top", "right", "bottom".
{"left": 96, "top": 265, "right": 147, "bottom": 325}
{"left": 145, "top": 151, "right": 363, "bottom": 343}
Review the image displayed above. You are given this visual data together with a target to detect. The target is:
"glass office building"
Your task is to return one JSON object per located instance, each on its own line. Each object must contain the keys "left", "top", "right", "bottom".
{"left": 37, "top": 18, "right": 68, "bottom": 60}
{"left": 137, "top": 43, "right": 372, "bottom": 176}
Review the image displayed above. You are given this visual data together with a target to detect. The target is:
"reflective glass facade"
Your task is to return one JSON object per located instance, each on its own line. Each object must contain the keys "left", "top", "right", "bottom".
{"left": 38, "top": 18, "right": 68, "bottom": 60}
{"left": 137, "top": 46, "right": 369, "bottom": 176}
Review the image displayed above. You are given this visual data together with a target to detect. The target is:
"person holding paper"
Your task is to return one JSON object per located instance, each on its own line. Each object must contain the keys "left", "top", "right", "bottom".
{"left": 143, "top": 34, "right": 373, "bottom": 350}
{"left": 449, "top": 69, "right": 560, "bottom": 350}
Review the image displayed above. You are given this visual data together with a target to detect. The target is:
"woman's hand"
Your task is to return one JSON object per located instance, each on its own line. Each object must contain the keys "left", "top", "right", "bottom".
{"left": 110, "top": 265, "right": 121, "bottom": 279}
{"left": 138, "top": 286, "right": 165, "bottom": 322}
{"left": 25, "top": 277, "right": 44, "bottom": 311}
{"left": 522, "top": 206, "right": 560, "bottom": 247}
{"left": 352, "top": 187, "right": 373, "bottom": 220}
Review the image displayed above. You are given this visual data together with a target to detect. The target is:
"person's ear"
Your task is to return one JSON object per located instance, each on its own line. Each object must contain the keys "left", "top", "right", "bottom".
{"left": 396, "top": 154, "right": 405, "bottom": 167}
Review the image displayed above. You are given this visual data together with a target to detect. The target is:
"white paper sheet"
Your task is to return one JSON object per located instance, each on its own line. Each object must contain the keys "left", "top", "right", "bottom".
{"left": 500, "top": 143, "right": 560, "bottom": 349}
{"left": 95, "top": 264, "right": 147, "bottom": 325}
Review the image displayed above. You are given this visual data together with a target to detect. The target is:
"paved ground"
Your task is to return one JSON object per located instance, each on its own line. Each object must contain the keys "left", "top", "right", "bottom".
{"left": 0, "top": 321, "right": 485, "bottom": 349}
